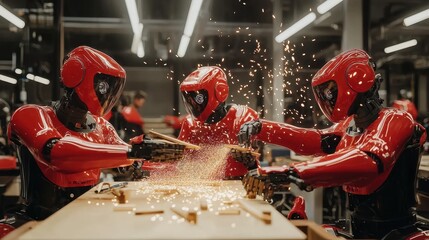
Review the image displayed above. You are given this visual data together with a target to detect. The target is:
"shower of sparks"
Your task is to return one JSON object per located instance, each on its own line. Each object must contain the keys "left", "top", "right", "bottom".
{"left": 162, "top": 0, "right": 329, "bottom": 128}
{"left": 149, "top": 145, "right": 230, "bottom": 183}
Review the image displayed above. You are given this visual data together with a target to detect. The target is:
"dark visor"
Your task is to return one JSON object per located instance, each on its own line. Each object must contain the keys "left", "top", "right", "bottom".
{"left": 181, "top": 90, "right": 208, "bottom": 118}
{"left": 94, "top": 73, "right": 125, "bottom": 115}
{"left": 313, "top": 80, "right": 338, "bottom": 118}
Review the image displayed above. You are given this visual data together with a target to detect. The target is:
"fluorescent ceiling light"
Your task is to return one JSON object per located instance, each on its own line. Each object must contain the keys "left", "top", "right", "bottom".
{"left": 317, "top": 0, "right": 343, "bottom": 14}
{"left": 136, "top": 41, "right": 144, "bottom": 58}
{"left": 14, "top": 68, "right": 23, "bottom": 74}
{"left": 183, "top": 0, "right": 203, "bottom": 36}
{"left": 125, "top": 0, "right": 140, "bottom": 34}
{"left": 403, "top": 9, "right": 429, "bottom": 27}
{"left": 34, "top": 76, "right": 50, "bottom": 85}
{"left": 314, "top": 12, "right": 332, "bottom": 25}
{"left": 0, "top": 74, "right": 17, "bottom": 84}
{"left": 125, "top": 0, "right": 145, "bottom": 58}
{"left": 131, "top": 23, "right": 143, "bottom": 54}
{"left": 177, "top": 35, "right": 190, "bottom": 58}
{"left": 275, "top": 12, "right": 316, "bottom": 43}
{"left": 26, "top": 73, "right": 34, "bottom": 79}
{"left": 0, "top": 4, "right": 25, "bottom": 29}
{"left": 26, "top": 73, "right": 50, "bottom": 85}
{"left": 177, "top": 0, "right": 203, "bottom": 58}
{"left": 384, "top": 39, "right": 417, "bottom": 54}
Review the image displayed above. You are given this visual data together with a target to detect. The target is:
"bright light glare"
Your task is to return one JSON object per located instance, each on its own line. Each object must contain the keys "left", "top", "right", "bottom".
{"left": 131, "top": 23, "right": 143, "bottom": 54}
{"left": 177, "top": 0, "right": 203, "bottom": 58}
{"left": 0, "top": 74, "right": 17, "bottom": 84}
{"left": 317, "top": 0, "right": 343, "bottom": 14}
{"left": 26, "top": 73, "right": 34, "bottom": 80}
{"left": 177, "top": 35, "right": 190, "bottom": 58}
{"left": 403, "top": 9, "right": 429, "bottom": 27}
{"left": 384, "top": 39, "right": 417, "bottom": 54}
{"left": 125, "top": 0, "right": 140, "bottom": 34}
{"left": 34, "top": 76, "right": 50, "bottom": 85}
{"left": 183, "top": 0, "right": 203, "bottom": 36}
{"left": 14, "top": 68, "right": 22, "bottom": 74}
{"left": 26, "top": 73, "right": 50, "bottom": 85}
{"left": 0, "top": 4, "right": 25, "bottom": 29}
{"left": 137, "top": 41, "right": 144, "bottom": 58}
{"left": 275, "top": 13, "right": 316, "bottom": 43}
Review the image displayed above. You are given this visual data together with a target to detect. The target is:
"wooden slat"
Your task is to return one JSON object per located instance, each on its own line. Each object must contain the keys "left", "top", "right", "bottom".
{"left": 224, "top": 144, "right": 261, "bottom": 157}
{"left": 148, "top": 130, "right": 201, "bottom": 150}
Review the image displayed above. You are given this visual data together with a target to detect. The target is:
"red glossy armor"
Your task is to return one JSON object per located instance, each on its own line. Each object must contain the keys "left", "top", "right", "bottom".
{"left": 179, "top": 104, "right": 258, "bottom": 178}
{"left": 180, "top": 66, "right": 229, "bottom": 122}
{"left": 392, "top": 99, "right": 418, "bottom": 120}
{"left": 61, "top": 46, "right": 126, "bottom": 117}
{"left": 311, "top": 49, "right": 375, "bottom": 123}
{"left": 256, "top": 108, "right": 424, "bottom": 195}
{"left": 8, "top": 105, "right": 133, "bottom": 187}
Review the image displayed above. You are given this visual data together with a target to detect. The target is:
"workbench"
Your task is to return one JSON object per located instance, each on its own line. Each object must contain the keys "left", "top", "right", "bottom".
{"left": 18, "top": 180, "right": 306, "bottom": 240}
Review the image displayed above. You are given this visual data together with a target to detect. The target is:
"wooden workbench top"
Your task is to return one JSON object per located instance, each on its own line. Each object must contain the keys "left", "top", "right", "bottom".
{"left": 19, "top": 180, "right": 306, "bottom": 240}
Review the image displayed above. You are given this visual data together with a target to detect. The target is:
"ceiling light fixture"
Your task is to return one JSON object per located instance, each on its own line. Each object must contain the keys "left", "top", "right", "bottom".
{"left": 125, "top": 0, "right": 140, "bottom": 34}
{"left": 125, "top": 0, "right": 145, "bottom": 58}
{"left": 403, "top": 8, "right": 429, "bottom": 27}
{"left": 275, "top": 12, "right": 316, "bottom": 43}
{"left": 14, "top": 68, "right": 23, "bottom": 74}
{"left": 131, "top": 23, "right": 144, "bottom": 58}
{"left": 0, "top": 3, "right": 25, "bottom": 29}
{"left": 26, "top": 73, "right": 50, "bottom": 85}
{"left": 384, "top": 39, "right": 417, "bottom": 54}
{"left": 177, "top": 35, "right": 191, "bottom": 58}
{"left": 317, "top": 0, "right": 343, "bottom": 14}
{"left": 177, "top": 0, "right": 203, "bottom": 58}
{"left": 0, "top": 74, "right": 17, "bottom": 84}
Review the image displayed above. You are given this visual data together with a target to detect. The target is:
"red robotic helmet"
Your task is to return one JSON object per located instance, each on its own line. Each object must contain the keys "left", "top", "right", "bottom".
{"left": 180, "top": 66, "right": 229, "bottom": 122}
{"left": 311, "top": 49, "right": 376, "bottom": 123}
{"left": 61, "top": 46, "right": 126, "bottom": 117}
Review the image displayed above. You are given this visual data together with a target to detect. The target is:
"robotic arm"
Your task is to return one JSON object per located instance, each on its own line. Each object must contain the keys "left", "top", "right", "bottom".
{"left": 8, "top": 106, "right": 185, "bottom": 173}
{"left": 238, "top": 119, "right": 342, "bottom": 156}
{"left": 244, "top": 148, "right": 381, "bottom": 200}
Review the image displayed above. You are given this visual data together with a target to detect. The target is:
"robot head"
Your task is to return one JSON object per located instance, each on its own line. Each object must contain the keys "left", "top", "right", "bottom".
{"left": 180, "top": 66, "right": 229, "bottom": 122}
{"left": 61, "top": 46, "right": 126, "bottom": 117}
{"left": 311, "top": 49, "right": 376, "bottom": 123}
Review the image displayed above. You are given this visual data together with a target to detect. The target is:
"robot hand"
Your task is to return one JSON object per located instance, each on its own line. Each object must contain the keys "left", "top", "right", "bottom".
{"left": 117, "top": 160, "right": 146, "bottom": 180}
{"left": 238, "top": 119, "right": 262, "bottom": 147}
{"left": 230, "top": 148, "right": 258, "bottom": 170}
{"left": 128, "top": 135, "right": 186, "bottom": 162}
{"left": 242, "top": 166, "right": 311, "bottom": 201}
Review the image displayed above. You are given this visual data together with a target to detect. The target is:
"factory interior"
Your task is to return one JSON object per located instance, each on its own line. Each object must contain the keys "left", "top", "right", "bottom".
{"left": 1, "top": 0, "right": 429, "bottom": 239}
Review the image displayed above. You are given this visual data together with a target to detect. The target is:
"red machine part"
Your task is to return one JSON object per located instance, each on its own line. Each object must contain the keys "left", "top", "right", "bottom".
{"left": 8, "top": 105, "right": 133, "bottom": 187}
{"left": 179, "top": 104, "right": 258, "bottom": 178}
{"left": 392, "top": 99, "right": 418, "bottom": 120}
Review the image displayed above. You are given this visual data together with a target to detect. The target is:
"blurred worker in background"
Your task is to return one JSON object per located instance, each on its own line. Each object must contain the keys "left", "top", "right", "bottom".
{"left": 121, "top": 91, "right": 147, "bottom": 141}
{"left": 392, "top": 89, "right": 418, "bottom": 120}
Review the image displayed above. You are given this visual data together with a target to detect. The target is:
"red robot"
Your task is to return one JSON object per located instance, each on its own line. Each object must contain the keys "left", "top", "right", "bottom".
{"left": 178, "top": 66, "right": 259, "bottom": 179}
{"left": 6, "top": 46, "right": 183, "bottom": 225}
{"left": 238, "top": 49, "right": 428, "bottom": 239}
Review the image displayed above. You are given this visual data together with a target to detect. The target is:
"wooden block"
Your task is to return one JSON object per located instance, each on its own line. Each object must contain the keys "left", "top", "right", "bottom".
{"left": 224, "top": 144, "right": 261, "bottom": 157}
{"left": 135, "top": 210, "right": 164, "bottom": 215}
{"left": 111, "top": 189, "right": 126, "bottom": 204}
{"left": 237, "top": 199, "right": 271, "bottom": 224}
{"left": 170, "top": 207, "right": 197, "bottom": 224}
{"left": 200, "top": 199, "right": 208, "bottom": 211}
